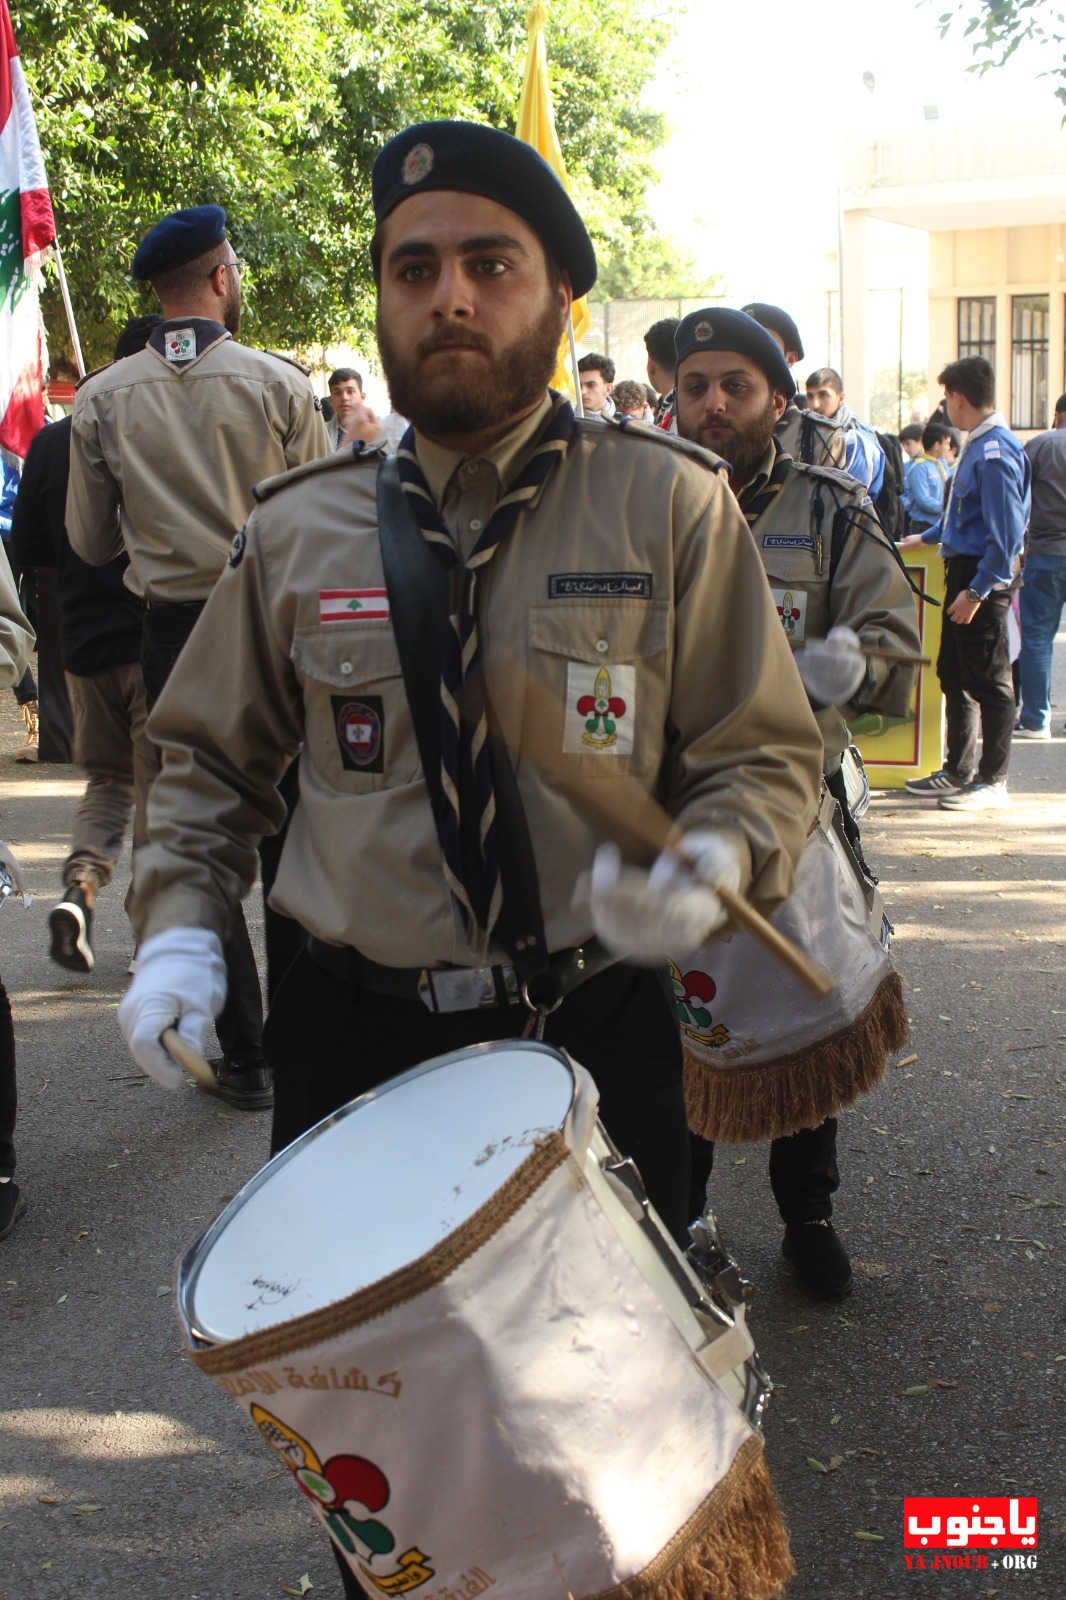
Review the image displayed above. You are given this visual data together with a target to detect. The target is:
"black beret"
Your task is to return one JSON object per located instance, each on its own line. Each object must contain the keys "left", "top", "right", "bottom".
{"left": 741, "top": 301, "right": 804, "bottom": 362}
{"left": 675, "top": 308, "right": 797, "bottom": 401}
{"left": 372, "top": 121, "right": 597, "bottom": 299}
{"left": 131, "top": 205, "right": 228, "bottom": 282}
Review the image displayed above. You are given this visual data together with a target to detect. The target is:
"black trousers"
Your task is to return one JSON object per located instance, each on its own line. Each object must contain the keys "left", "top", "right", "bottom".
{"left": 689, "top": 1119, "right": 840, "bottom": 1227}
{"left": 0, "top": 978, "right": 16, "bottom": 1178}
{"left": 937, "top": 555, "right": 1014, "bottom": 786}
{"left": 141, "top": 602, "right": 264, "bottom": 1066}
{"left": 264, "top": 951, "right": 690, "bottom": 1600}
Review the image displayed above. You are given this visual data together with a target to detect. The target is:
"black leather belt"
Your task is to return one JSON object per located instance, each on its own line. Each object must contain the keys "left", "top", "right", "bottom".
{"left": 307, "top": 937, "right": 615, "bottom": 1014}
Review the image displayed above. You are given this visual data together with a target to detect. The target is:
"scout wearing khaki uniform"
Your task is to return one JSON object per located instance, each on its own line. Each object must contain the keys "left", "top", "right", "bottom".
{"left": 119, "top": 125, "right": 818, "bottom": 1600}
{"left": 740, "top": 303, "right": 847, "bottom": 473}
{"left": 675, "top": 307, "right": 920, "bottom": 1300}
{"left": 69, "top": 204, "right": 329, "bottom": 1112}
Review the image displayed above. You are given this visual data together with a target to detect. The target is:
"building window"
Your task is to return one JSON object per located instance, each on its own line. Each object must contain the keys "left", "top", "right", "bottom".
{"left": 1010, "top": 295, "right": 1048, "bottom": 431}
{"left": 957, "top": 296, "right": 996, "bottom": 365}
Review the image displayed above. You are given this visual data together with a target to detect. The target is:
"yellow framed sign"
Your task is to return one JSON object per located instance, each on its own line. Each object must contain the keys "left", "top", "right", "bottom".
{"left": 849, "top": 550, "right": 945, "bottom": 788}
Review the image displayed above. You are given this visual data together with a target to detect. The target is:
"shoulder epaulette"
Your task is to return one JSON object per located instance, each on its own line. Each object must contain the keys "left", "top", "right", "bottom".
{"left": 260, "top": 349, "right": 312, "bottom": 376}
{"left": 788, "top": 458, "right": 866, "bottom": 499}
{"left": 252, "top": 441, "right": 385, "bottom": 504}
{"left": 75, "top": 360, "right": 115, "bottom": 391}
{"left": 579, "top": 413, "right": 729, "bottom": 473}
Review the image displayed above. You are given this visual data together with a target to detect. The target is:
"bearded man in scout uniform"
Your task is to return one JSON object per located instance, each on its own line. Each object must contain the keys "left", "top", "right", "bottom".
{"left": 117, "top": 128, "right": 821, "bottom": 1594}
{"left": 674, "top": 307, "right": 921, "bottom": 1298}
{"left": 741, "top": 302, "right": 846, "bottom": 473}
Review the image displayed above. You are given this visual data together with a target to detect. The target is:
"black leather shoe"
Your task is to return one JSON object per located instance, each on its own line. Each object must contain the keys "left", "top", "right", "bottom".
{"left": 49, "top": 885, "right": 94, "bottom": 973}
{"left": 204, "top": 1057, "right": 274, "bottom": 1111}
{"left": 782, "top": 1219, "right": 853, "bottom": 1298}
{"left": 0, "top": 1181, "right": 26, "bottom": 1241}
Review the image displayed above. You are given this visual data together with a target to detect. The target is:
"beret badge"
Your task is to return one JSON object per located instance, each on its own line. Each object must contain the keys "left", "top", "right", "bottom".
{"left": 401, "top": 142, "right": 434, "bottom": 186}
{"left": 694, "top": 319, "right": 715, "bottom": 343}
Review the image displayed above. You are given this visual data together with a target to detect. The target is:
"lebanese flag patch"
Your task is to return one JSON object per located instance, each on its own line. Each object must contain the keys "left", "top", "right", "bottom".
{"left": 319, "top": 588, "right": 390, "bottom": 623}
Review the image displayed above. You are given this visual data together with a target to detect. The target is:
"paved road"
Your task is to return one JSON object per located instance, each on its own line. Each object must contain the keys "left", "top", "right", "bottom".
{"left": 1, "top": 642, "right": 1063, "bottom": 1600}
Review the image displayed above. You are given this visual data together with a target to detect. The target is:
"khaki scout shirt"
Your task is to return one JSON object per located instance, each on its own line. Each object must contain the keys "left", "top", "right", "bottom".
{"left": 0, "top": 543, "right": 34, "bottom": 690}
{"left": 776, "top": 405, "right": 846, "bottom": 472}
{"left": 66, "top": 328, "right": 329, "bottom": 602}
{"left": 745, "top": 447, "right": 921, "bottom": 766}
{"left": 134, "top": 410, "right": 824, "bottom": 968}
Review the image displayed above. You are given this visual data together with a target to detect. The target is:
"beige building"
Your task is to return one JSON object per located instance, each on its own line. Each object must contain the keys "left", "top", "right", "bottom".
{"left": 841, "top": 119, "right": 1066, "bottom": 436}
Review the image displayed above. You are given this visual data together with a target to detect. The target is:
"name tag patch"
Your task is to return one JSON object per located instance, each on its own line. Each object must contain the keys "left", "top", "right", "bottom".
{"left": 771, "top": 586, "right": 807, "bottom": 642}
{"left": 332, "top": 695, "right": 384, "bottom": 772}
{"left": 548, "top": 572, "right": 652, "bottom": 600}
{"left": 319, "top": 588, "right": 390, "bottom": 623}
{"left": 164, "top": 327, "right": 196, "bottom": 362}
{"left": 763, "top": 535, "right": 815, "bottom": 551}
{"left": 563, "top": 662, "right": 635, "bottom": 755}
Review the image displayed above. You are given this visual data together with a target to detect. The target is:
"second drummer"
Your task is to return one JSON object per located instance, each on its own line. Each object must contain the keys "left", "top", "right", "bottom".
{"left": 674, "top": 307, "right": 921, "bottom": 1297}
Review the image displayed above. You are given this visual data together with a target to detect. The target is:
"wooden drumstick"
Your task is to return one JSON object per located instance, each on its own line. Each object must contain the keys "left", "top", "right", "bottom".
{"left": 161, "top": 1026, "right": 216, "bottom": 1090}
{"left": 510, "top": 673, "right": 835, "bottom": 999}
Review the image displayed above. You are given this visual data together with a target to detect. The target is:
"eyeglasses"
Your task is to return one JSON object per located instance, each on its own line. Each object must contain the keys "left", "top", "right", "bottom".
{"left": 215, "top": 258, "right": 247, "bottom": 279}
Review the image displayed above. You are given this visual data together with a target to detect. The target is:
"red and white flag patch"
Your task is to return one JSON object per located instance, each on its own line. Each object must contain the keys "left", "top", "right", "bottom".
{"left": 319, "top": 588, "right": 390, "bottom": 624}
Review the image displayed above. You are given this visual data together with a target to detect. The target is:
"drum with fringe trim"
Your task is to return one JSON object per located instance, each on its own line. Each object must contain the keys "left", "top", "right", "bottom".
{"left": 675, "top": 790, "right": 908, "bottom": 1143}
{"left": 178, "top": 1041, "right": 793, "bottom": 1600}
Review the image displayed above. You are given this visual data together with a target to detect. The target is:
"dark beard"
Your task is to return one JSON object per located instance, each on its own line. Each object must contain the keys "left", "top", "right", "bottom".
{"left": 223, "top": 282, "right": 241, "bottom": 336}
{"left": 377, "top": 293, "right": 564, "bottom": 438}
{"left": 685, "top": 398, "right": 777, "bottom": 485}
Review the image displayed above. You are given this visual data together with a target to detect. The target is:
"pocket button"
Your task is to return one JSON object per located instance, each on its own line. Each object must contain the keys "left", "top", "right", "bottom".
{"left": 595, "top": 637, "right": 609, "bottom": 654}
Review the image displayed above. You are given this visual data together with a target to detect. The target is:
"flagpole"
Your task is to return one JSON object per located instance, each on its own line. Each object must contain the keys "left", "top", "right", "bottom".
{"left": 567, "top": 314, "right": 583, "bottom": 418}
{"left": 52, "top": 242, "right": 85, "bottom": 379}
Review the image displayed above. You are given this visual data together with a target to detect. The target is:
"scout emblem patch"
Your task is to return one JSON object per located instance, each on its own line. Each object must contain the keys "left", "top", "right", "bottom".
{"left": 319, "top": 589, "right": 390, "bottom": 624}
{"left": 164, "top": 327, "right": 196, "bottom": 362}
{"left": 401, "top": 142, "right": 434, "bottom": 185}
{"left": 332, "top": 697, "right": 384, "bottom": 772}
{"left": 670, "top": 962, "right": 731, "bottom": 1050}
{"left": 770, "top": 586, "right": 807, "bottom": 642}
{"left": 563, "top": 662, "right": 635, "bottom": 755}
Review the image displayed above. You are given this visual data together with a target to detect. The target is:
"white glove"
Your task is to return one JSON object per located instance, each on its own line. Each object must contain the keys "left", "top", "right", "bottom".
{"left": 794, "top": 626, "right": 867, "bottom": 706}
{"left": 584, "top": 830, "right": 747, "bottom": 965}
{"left": 117, "top": 927, "right": 226, "bottom": 1089}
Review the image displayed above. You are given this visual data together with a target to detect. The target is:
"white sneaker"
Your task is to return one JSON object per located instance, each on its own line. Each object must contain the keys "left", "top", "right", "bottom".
{"left": 938, "top": 781, "right": 1011, "bottom": 811}
{"left": 1013, "top": 724, "right": 1051, "bottom": 741}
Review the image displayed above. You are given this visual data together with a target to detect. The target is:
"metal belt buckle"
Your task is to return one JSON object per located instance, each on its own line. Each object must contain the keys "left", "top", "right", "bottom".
{"left": 417, "top": 965, "right": 512, "bottom": 1013}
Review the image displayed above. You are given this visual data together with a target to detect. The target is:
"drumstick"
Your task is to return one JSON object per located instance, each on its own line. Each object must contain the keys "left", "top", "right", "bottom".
{"left": 161, "top": 1025, "right": 216, "bottom": 1090}
{"left": 510, "top": 672, "right": 835, "bottom": 999}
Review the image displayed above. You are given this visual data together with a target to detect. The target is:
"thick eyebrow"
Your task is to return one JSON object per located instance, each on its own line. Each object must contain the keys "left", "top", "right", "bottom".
{"left": 386, "top": 231, "right": 531, "bottom": 266}
{"left": 682, "top": 365, "right": 756, "bottom": 382}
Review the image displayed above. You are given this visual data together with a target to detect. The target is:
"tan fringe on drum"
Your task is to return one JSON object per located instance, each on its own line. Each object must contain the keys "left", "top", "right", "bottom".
{"left": 684, "top": 970, "right": 909, "bottom": 1145}
{"left": 584, "top": 1435, "right": 793, "bottom": 1600}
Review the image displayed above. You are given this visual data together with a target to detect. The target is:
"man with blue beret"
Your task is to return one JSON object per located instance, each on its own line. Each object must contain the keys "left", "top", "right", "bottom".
{"left": 742, "top": 301, "right": 847, "bottom": 472}
{"left": 114, "top": 121, "right": 818, "bottom": 1595}
{"left": 674, "top": 306, "right": 920, "bottom": 1299}
{"left": 66, "top": 203, "right": 328, "bottom": 1111}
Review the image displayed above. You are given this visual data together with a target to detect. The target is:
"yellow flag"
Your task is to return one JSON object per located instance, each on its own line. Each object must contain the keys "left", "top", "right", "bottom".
{"left": 515, "top": 0, "right": 589, "bottom": 396}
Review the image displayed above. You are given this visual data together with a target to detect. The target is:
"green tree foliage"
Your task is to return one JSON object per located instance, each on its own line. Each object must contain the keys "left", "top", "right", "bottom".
{"left": 937, "top": 2, "right": 1066, "bottom": 111}
{"left": 868, "top": 366, "right": 930, "bottom": 433}
{"left": 13, "top": 0, "right": 671, "bottom": 367}
{"left": 591, "top": 232, "right": 722, "bottom": 303}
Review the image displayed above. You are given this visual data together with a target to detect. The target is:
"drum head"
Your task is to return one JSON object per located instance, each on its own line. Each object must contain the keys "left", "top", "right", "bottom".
{"left": 179, "top": 1040, "right": 575, "bottom": 1345}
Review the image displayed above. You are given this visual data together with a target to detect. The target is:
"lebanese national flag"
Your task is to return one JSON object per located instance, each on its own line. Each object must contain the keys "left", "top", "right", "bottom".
{"left": 0, "top": 0, "right": 55, "bottom": 460}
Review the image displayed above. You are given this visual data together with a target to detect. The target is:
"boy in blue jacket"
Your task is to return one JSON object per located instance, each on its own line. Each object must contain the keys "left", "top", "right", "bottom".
{"left": 901, "top": 358, "right": 1030, "bottom": 810}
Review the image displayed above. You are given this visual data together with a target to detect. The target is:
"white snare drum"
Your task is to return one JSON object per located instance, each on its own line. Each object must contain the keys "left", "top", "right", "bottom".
{"left": 178, "top": 1042, "right": 790, "bottom": 1600}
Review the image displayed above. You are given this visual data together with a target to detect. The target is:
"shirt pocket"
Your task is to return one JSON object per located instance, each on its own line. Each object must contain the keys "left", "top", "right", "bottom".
{"left": 291, "top": 624, "right": 421, "bottom": 793}
{"left": 525, "top": 599, "right": 670, "bottom": 780}
{"left": 762, "top": 541, "right": 823, "bottom": 645}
